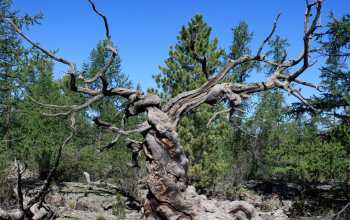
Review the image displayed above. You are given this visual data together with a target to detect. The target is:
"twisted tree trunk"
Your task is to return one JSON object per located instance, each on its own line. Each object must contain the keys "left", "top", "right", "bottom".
{"left": 141, "top": 106, "right": 260, "bottom": 220}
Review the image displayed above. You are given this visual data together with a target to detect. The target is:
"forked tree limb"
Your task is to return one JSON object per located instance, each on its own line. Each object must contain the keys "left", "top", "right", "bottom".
{"left": 288, "top": 0, "right": 323, "bottom": 81}
{"left": 6, "top": 0, "right": 322, "bottom": 122}
{"left": 87, "top": 0, "right": 111, "bottom": 40}
{"left": 164, "top": 1, "right": 322, "bottom": 124}
{"left": 256, "top": 13, "right": 281, "bottom": 58}
{"left": 94, "top": 118, "right": 151, "bottom": 134}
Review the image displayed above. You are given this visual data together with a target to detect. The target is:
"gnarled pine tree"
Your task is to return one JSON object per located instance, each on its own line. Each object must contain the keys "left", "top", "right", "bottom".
{"left": 1, "top": 0, "right": 324, "bottom": 219}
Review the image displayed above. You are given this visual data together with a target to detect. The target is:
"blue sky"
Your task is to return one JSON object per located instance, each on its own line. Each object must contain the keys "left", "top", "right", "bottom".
{"left": 12, "top": 0, "right": 350, "bottom": 98}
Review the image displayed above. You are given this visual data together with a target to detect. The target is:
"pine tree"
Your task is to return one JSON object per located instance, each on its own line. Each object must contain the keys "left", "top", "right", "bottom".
{"left": 315, "top": 14, "right": 350, "bottom": 195}
{"left": 227, "top": 21, "right": 254, "bottom": 83}
{"left": 82, "top": 40, "right": 131, "bottom": 120}
{"left": 262, "top": 16, "right": 350, "bottom": 183}
{"left": 0, "top": 0, "right": 42, "bottom": 171}
{"left": 77, "top": 40, "right": 140, "bottom": 192}
{"left": 318, "top": 14, "right": 350, "bottom": 120}
{"left": 224, "top": 21, "right": 255, "bottom": 190}
{"left": 15, "top": 54, "right": 71, "bottom": 179}
{"left": 246, "top": 35, "right": 288, "bottom": 179}
{"left": 154, "top": 15, "right": 231, "bottom": 193}
{"left": 291, "top": 14, "right": 350, "bottom": 183}
{"left": 154, "top": 14, "right": 224, "bottom": 97}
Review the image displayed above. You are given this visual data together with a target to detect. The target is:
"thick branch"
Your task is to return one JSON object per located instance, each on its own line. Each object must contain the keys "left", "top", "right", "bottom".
{"left": 5, "top": 19, "right": 75, "bottom": 72}
{"left": 288, "top": 0, "right": 322, "bottom": 81}
{"left": 163, "top": 1, "right": 322, "bottom": 126}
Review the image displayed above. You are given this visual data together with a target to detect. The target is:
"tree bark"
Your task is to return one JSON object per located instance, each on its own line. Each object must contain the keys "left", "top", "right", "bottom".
{"left": 141, "top": 106, "right": 260, "bottom": 220}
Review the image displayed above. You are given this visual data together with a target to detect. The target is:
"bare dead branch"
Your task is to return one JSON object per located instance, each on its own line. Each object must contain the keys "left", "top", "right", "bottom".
{"left": 6, "top": 19, "right": 75, "bottom": 72}
{"left": 260, "top": 59, "right": 281, "bottom": 67}
{"left": 256, "top": 13, "right": 281, "bottom": 57}
{"left": 294, "top": 78, "right": 320, "bottom": 91}
{"left": 332, "top": 202, "right": 350, "bottom": 220}
{"left": 87, "top": 0, "right": 111, "bottom": 40}
{"left": 163, "top": 55, "right": 253, "bottom": 114}
{"left": 42, "top": 94, "right": 104, "bottom": 117}
{"left": 0, "top": 114, "right": 76, "bottom": 219}
{"left": 288, "top": 0, "right": 322, "bottom": 81}
{"left": 98, "top": 112, "right": 140, "bottom": 153}
{"left": 283, "top": 86, "right": 317, "bottom": 111}
{"left": 277, "top": 74, "right": 320, "bottom": 91}
{"left": 27, "top": 95, "right": 72, "bottom": 109}
{"left": 164, "top": 1, "right": 323, "bottom": 124}
{"left": 98, "top": 134, "right": 121, "bottom": 152}
{"left": 94, "top": 118, "right": 151, "bottom": 135}
{"left": 26, "top": 113, "right": 76, "bottom": 208}
{"left": 5, "top": 4, "right": 119, "bottom": 100}
{"left": 109, "top": 87, "right": 142, "bottom": 98}
{"left": 79, "top": 44, "right": 117, "bottom": 84}
{"left": 207, "top": 109, "right": 230, "bottom": 128}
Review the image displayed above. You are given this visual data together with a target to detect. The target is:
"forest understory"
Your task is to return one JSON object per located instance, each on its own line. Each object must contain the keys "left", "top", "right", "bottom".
{"left": 1, "top": 170, "right": 349, "bottom": 219}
